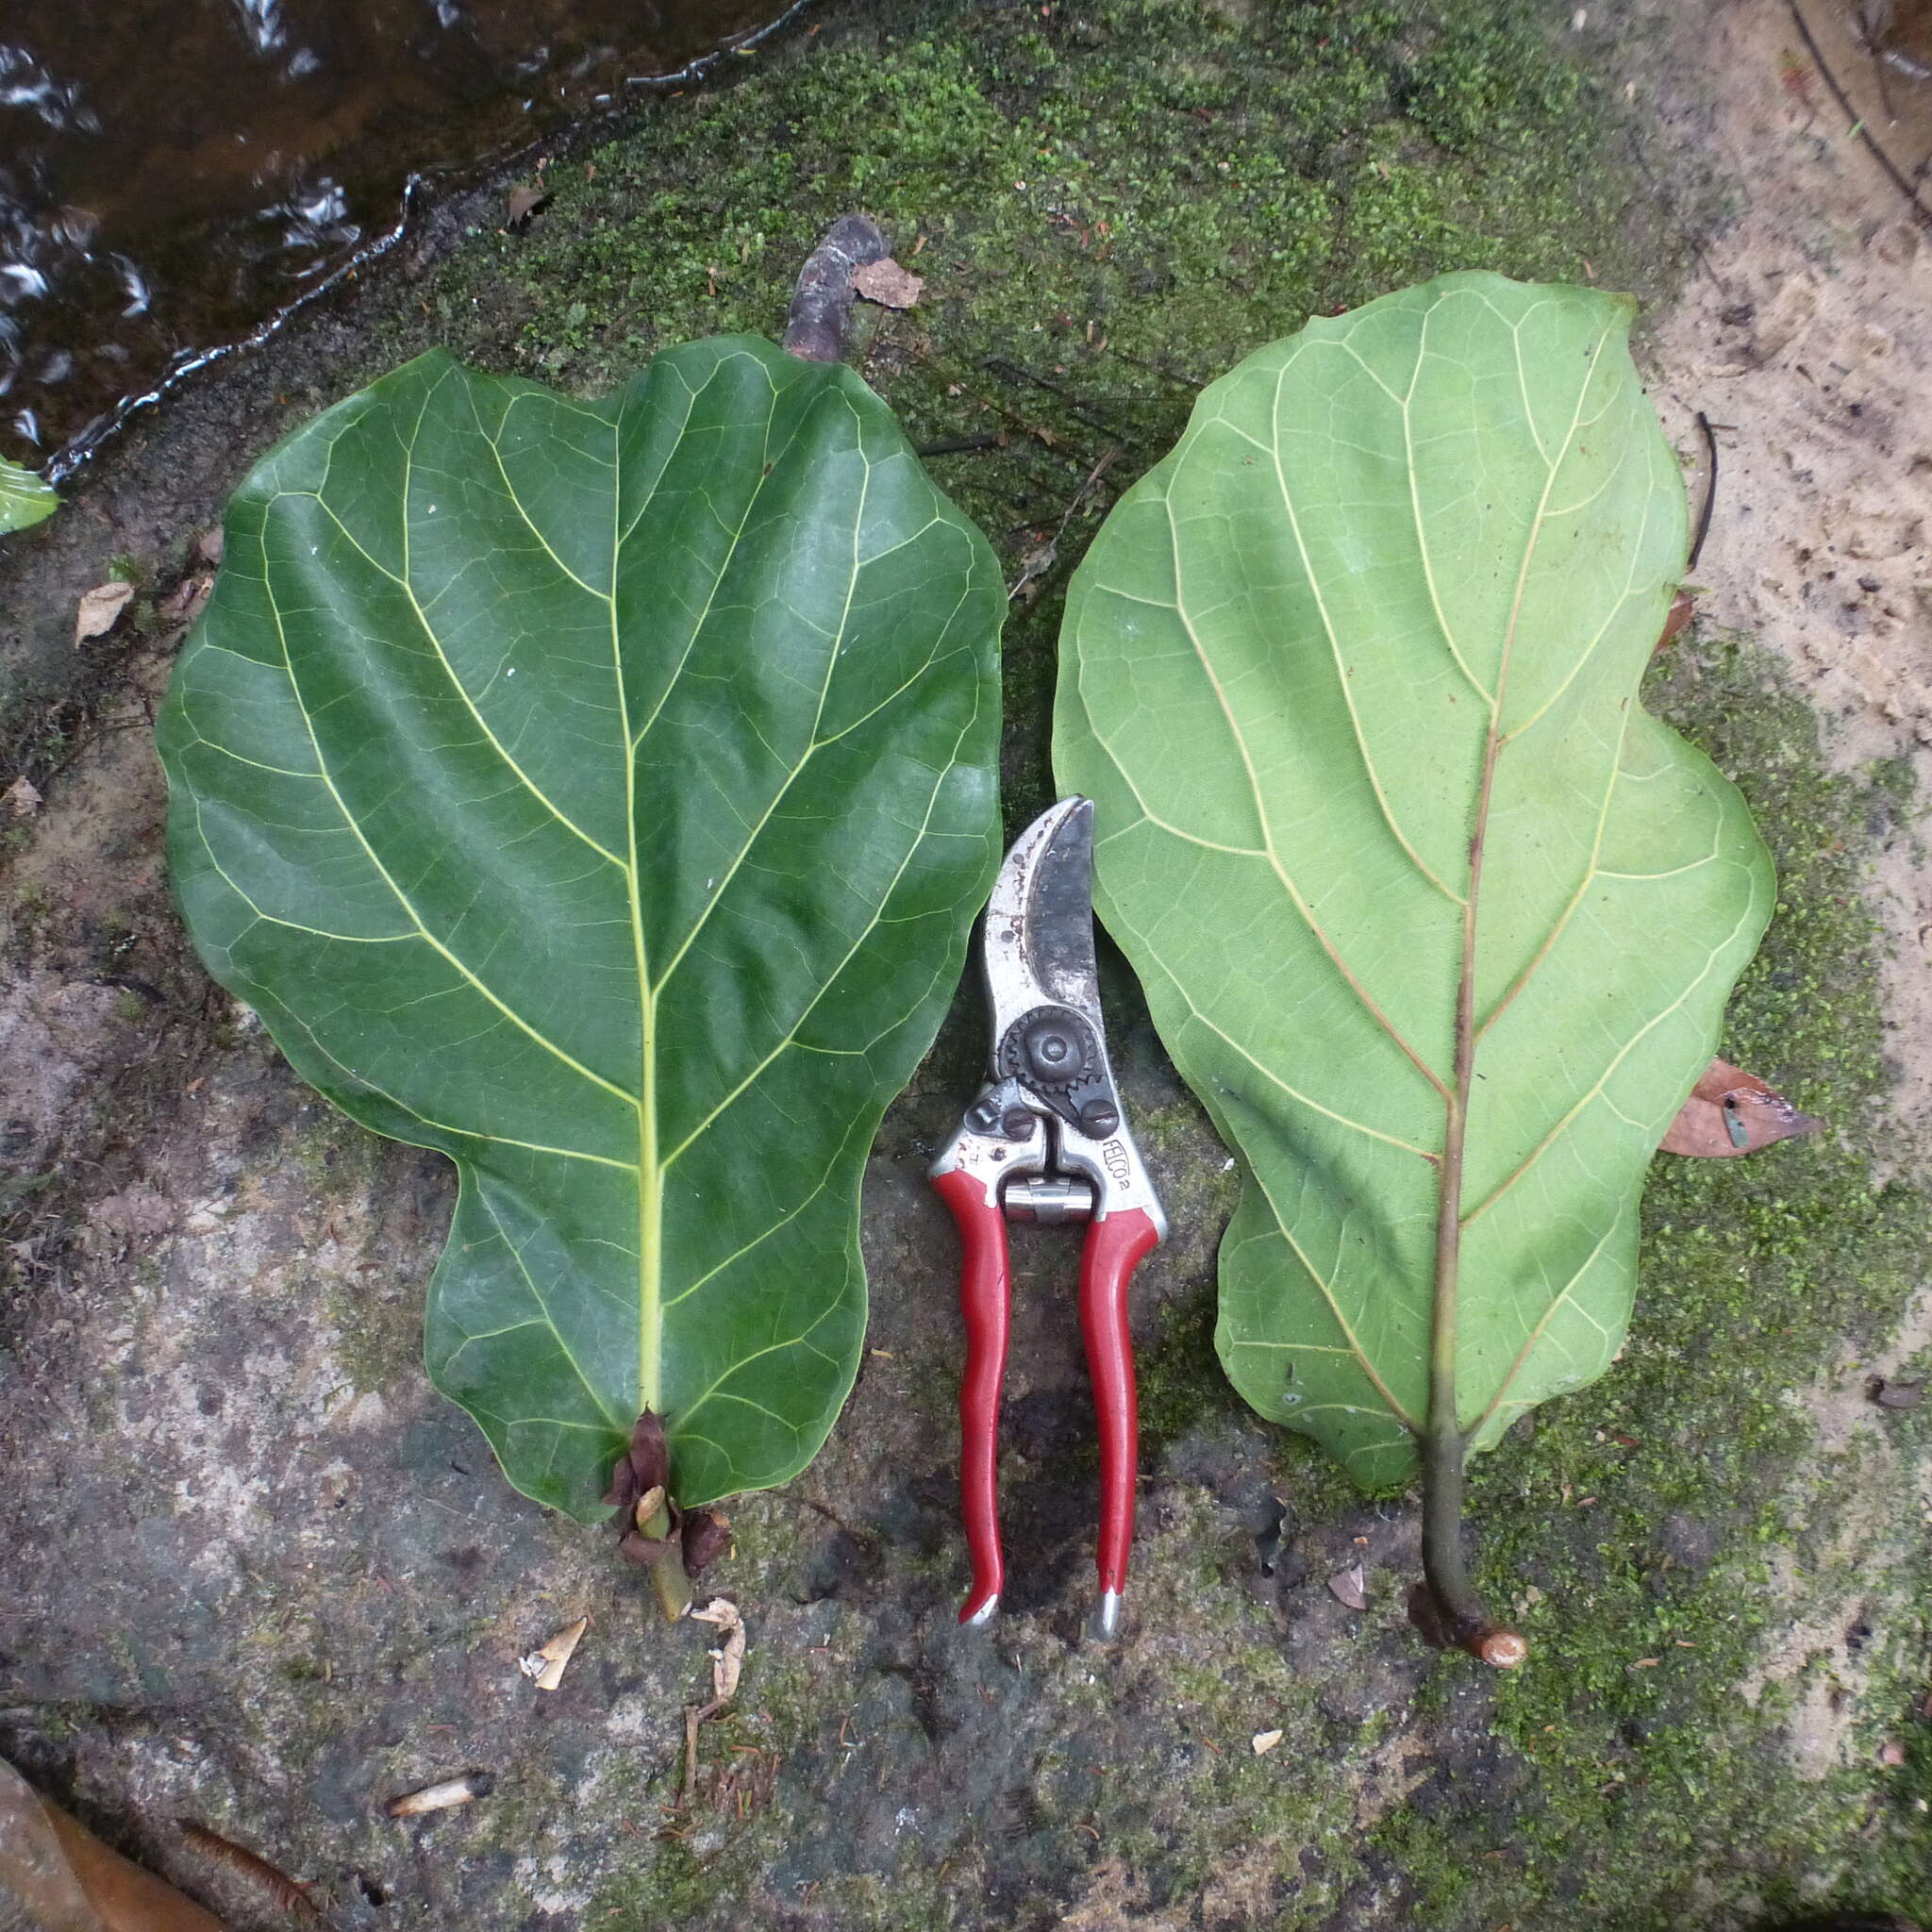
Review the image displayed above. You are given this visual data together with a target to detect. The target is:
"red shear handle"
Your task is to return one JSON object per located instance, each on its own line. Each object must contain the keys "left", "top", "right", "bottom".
{"left": 932, "top": 1166, "right": 1010, "bottom": 1625}
{"left": 1079, "top": 1207, "right": 1161, "bottom": 1611}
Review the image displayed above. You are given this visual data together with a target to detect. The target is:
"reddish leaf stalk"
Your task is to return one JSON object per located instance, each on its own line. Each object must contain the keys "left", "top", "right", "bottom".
{"left": 1420, "top": 662, "right": 1527, "bottom": 1672}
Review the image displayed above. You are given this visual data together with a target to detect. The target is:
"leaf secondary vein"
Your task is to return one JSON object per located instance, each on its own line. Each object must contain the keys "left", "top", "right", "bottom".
{"left": 1153, "top": 483, "right": 1453, "bottom": 1104}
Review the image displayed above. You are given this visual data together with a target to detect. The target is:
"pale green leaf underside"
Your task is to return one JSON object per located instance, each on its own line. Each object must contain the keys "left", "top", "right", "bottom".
{"left": 158, "top": 339, "right": 1001, "bottom": 1519}
{"left": 1055, "top": 274, "right": 1774, "bottom": 1490}
{"left": 0, "top": 453, "right": 58, "bottom": 535}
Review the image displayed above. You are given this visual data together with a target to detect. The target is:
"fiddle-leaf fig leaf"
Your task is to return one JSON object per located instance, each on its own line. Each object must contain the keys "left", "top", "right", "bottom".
{"left": 158, "top": 339, "right": 1002, "bottom": 1520}
{"left": 1055, "top": 273, "right": 1774, "bottom": 1657}
{"left": 0, "top": 453, "right": 58, "bottom": 535}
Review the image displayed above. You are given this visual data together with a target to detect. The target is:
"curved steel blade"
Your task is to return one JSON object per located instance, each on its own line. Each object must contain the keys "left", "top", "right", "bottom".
{"left": 981, "top": 796, "right": 1100, "bottom": 1044}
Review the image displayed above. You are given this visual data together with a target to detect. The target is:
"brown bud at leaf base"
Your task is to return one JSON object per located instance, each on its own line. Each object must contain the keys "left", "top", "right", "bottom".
{"left": 682, "top": 1509, "right": 733, "bottom": 1575}
{"left": 603, "top": 1411, "right": 671, "bottom": 1513}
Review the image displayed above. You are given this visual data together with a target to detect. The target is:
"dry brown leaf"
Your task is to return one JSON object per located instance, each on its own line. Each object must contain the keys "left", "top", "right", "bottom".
{"left": 75, "top": 581, "right": 135, "bottom": 645}
{"left": 690, "top": 1597, "right": 745, "bottom": 1702}
{"left": 1326, "top": 1563, "right": 1368, "bottom": 1611}
{"left": 4, "top": 775, "right": 42, "bottom": 819}
{"left": 505, "top": 184, "right": 550, "bottom": 231}
{"left": 520, "top": 1614, "right": 589, "bottom": 1691}
{"left": 1654, "top": 587, "right": 1695, "bottom": 654}
{"left": 1250, "top": 1729, "right": 1283, "bottom": 1757}
{"left": 851, "top": 258, "right": 924, "bottom": 308}
{"left": 0, "top": 1757, "right": 225, "bottom": 1932}
{"left": 1879, "top": 1738, "right": 1907, "bottom": 1767}
{"left": 1659, "top": 1058, "right": 1824, "bottom": 1158}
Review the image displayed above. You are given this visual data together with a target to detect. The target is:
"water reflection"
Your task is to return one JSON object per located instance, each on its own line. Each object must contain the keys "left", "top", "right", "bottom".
{"left": 1, "top": 0, "right": 790, "bottom": 474}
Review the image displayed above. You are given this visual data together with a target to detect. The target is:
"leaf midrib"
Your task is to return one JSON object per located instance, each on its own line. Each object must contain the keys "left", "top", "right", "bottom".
{"left": 1436, "top": 318, "right": 1617, "bottom": 1443}
{"left": 1093, "top": 303, "right": 1638, "bottom": 1443}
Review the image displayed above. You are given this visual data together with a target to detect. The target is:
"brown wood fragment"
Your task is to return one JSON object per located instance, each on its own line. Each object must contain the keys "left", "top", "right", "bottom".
{"left": 177, "top": 1819, "right": 323, "bottom": 1920}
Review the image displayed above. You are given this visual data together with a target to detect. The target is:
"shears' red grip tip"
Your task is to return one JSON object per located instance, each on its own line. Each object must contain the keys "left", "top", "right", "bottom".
{"left": 932, "top": 1166, "right": 1011, "bottom": 1626}
{"left": 1080, "top": 1207, "right": 1161, "bottom": 1602}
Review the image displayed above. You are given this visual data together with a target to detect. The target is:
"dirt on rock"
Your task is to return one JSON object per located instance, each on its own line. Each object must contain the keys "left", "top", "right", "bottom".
{"left": 1649, "top": 0, "right": 1932, "bottom": 1152}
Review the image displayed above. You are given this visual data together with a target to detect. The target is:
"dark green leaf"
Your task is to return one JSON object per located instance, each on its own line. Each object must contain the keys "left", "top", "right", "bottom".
{"left": 159, "top": 340, "right": 1001, "bottom": 1518}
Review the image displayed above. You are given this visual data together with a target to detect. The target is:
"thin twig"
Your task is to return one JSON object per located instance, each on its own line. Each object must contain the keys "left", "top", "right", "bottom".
{"left": 1787, "top": 0, "right": 1932, "bottom": 229}
{"left": 1687, "top": 410, "right": 1720, "bottom": 573}
{"left": 914, "top": 433, "right": 1004, "bottom": 458}
{"left": 1006, "top": 447, "right": 1122, "bottom": 602}
{"left": 680, "top": 1697, "right": 724, "bottom": 1807}
{"left": 982, "top": 358, "right": 1134, "bottom": 441}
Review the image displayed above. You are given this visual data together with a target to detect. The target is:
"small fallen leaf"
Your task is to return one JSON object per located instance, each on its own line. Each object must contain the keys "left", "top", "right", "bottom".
{"left": 519, "top": 1614, "right": 588, "bottom": 1691}
{"left": 1632, "top": 1657, "right": 1660, "bottom": 1668}
{"left": 1654, "top": 586, "right": 1695, "bottom": 654}
{"left": 190, "top": 528, "right": 224, "bottom": 568}
{"left": 1327, "top": 1563, "right": 1368, "bottom": 1611}
{"left": 851, "top": 258, "right": 924, "bottom": 308}
{"left": 1251, "top": 1728, "right": 1283, "bottom": 1756}
{"left": 385, "top": 1771, "right": 493, "bottom": 1817}
{"left": 4, "top": 775, "right": 42, "bottom": 819}
{"left": 1880, "top": 1738, "right": 1907, "bottom": 1767}
{"left": 1872, "top": 1378, "right": 1925, "bottom": 1411}
{"left": 75, "top": 580, "right": 135, "bottom": 645}
{"left": 506, "top": 183, "right": 550, "bottom": 231}
{"left": 690, "top": 1597, "right": 745, "bottom": 1702}
{"left": 1660, "top": 1058, "right": 1823, "bottom": 1158}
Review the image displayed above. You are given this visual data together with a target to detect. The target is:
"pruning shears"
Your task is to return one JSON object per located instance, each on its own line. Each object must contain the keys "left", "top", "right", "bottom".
{"left": 930, "top": 797, "right": 1167, "bottom": 1639}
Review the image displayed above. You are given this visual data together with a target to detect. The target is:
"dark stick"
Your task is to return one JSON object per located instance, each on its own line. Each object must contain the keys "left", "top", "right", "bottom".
{"left": 782, "top": 215, "right": 889, "bottom": 362}
{"left": 1687, "top": 409, "right": 1720, "bottom": 573}
{"left": 914, "top": 433, "right": 1004, "bottom": 458}
{"left": 1786, "top": 0, "right": 1932, "bottom": 230}
{"left": 982, "top": 358, "right": 1133, "bottom": 442}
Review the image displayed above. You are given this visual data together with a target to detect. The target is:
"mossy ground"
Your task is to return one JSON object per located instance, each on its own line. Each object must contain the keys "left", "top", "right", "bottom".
{"left": 6, "top": 0, "right": 1929, "bottom": 1925}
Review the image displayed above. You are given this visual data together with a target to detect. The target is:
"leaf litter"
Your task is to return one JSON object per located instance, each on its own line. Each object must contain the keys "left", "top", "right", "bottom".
{"left": 75, "top": 581, "right": 134, "bottom": 645}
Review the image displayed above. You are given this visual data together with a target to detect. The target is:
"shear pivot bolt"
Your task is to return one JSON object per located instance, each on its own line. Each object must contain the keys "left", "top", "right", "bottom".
{"left": 1020, "top": 1013, "right": 1090, "bottom": 1084}
{"left": 1079, "top": 1099, "right": 1120, "bottom": 1138}
{"left": 1000, "top": 1106, "right": 1035, "bottom": 1140}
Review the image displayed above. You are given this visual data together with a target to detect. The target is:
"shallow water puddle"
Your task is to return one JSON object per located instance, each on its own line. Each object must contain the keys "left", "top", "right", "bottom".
{"left": 0, "top": 0, "right": 790, "bottom": 474}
